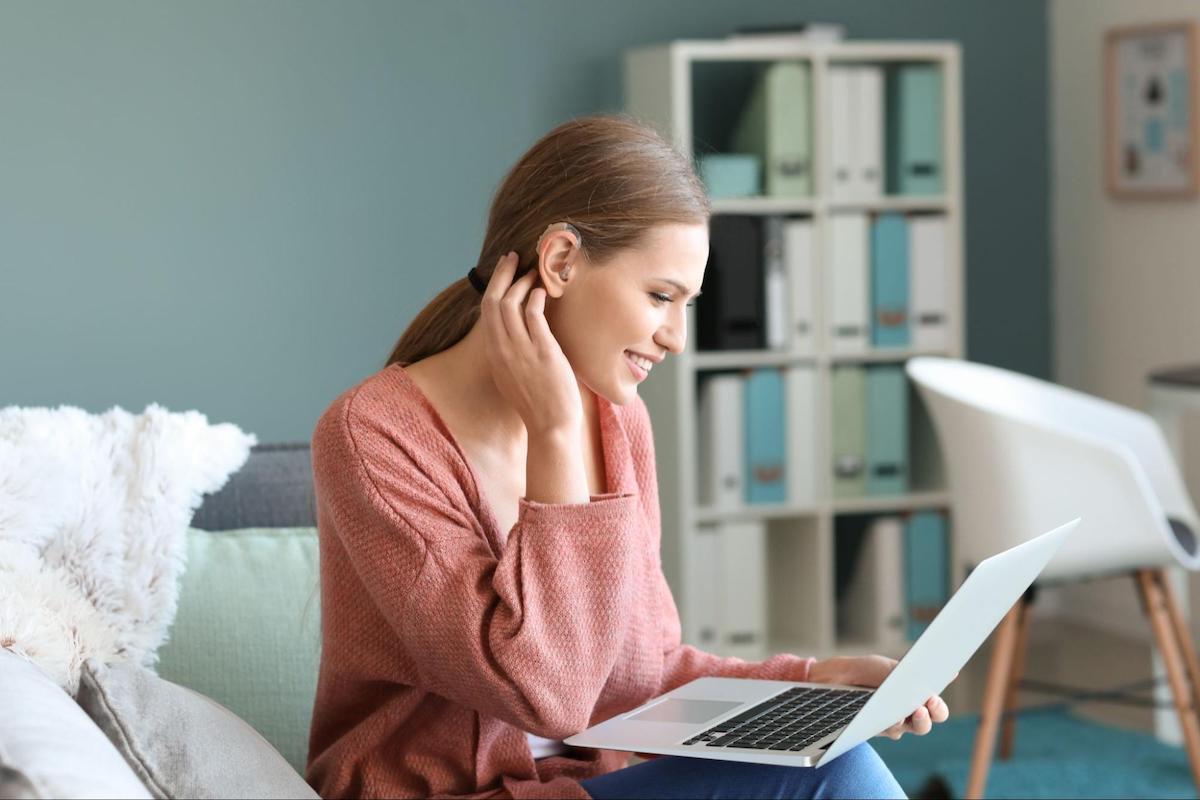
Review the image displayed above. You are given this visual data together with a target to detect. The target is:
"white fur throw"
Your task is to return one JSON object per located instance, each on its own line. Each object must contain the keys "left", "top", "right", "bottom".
{"left": 0, "top": 404, "right": 256, "bottom": 693}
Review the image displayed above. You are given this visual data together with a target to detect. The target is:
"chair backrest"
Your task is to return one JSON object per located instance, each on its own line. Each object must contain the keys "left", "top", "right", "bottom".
{"left": 906, "top": 357, "right": 1200, "bottom": 582}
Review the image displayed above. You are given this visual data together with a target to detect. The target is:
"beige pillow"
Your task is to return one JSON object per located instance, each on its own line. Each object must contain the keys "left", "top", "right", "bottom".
{"left": 0, "top": 649, "right": 150, "bottom": 800}
{"left": 75, "top": 660, "right": 319, "bottom": 800}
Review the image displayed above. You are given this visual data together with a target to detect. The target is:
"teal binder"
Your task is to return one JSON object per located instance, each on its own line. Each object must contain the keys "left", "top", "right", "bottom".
{"left": 831, "top": 365, "right": 867, "bottom": 498}
{"left": 886, "top": 64, "right": 943, "bottom": 195}
{"left": 904, "top": 510, "right": 949, "bottom": 641}
{"left": 732, "top": 61, "right": 812, "bottom": 197}
{"left": 866, "top": 365, "right": 909, "bottom": 495}
{"left": 870, "top": 213, "right": 911, "bottom": 348}
{"left": 744, "top": 368, "right": 787, "bottom": 504}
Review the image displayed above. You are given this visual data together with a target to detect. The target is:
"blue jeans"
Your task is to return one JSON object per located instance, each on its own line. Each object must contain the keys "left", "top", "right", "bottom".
{"left": 579, "top": 743, "right": 906, "bottom": 799}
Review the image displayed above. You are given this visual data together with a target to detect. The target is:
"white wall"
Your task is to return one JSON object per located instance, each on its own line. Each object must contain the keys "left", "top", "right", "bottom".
{"left": 1051, "top": 0, "right": 1200, "bottom": 639}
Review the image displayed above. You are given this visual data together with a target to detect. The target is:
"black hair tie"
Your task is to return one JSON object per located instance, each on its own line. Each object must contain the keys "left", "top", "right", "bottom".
{"left": 466, "top": 267, "right": 487, "bottom": 294}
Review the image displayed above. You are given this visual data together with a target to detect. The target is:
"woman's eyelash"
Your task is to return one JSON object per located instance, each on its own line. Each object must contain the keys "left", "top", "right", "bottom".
{"left": 650, "top": 292, "right": 697, "bottom": 307}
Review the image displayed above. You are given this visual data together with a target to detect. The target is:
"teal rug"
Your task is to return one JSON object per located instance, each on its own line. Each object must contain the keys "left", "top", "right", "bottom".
{"left": 871, "top": 708, "right": 1195, "bottom": 799}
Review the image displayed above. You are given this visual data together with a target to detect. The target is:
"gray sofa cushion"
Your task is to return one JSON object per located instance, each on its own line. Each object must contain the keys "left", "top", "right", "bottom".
{"left": 190, "top": 443, "right": 315, "bottom": 531}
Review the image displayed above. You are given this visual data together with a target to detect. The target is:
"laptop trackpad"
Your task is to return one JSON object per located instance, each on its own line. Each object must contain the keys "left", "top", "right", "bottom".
{"left": 628, "top": 699, "right": 743, "bottom": 724}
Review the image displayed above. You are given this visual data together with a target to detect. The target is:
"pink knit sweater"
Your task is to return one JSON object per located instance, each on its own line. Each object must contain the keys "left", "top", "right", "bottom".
{"left": 305, "top": 363, "right": 815, "bottom": 799}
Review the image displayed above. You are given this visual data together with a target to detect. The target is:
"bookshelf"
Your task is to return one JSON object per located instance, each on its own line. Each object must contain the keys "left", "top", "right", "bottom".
{"left": 623, "top": 38, "right": 964, "bottom": 661}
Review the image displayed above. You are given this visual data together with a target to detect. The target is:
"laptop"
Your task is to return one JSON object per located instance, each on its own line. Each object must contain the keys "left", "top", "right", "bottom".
{"left": 565, "top": 518, "right": 1081, "bottom": 768}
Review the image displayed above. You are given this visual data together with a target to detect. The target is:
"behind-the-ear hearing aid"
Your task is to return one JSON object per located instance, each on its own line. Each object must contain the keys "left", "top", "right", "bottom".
{"left": 537, "top": 222, "right": 582, "bottom": 281}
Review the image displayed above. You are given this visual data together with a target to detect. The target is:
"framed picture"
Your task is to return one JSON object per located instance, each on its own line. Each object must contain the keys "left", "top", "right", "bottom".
{"left": 1105, "top": 20, "right": 1200, "bottom": 197}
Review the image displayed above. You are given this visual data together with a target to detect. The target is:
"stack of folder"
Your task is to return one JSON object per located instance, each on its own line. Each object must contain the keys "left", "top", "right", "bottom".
{"left": 831, "top": 364, "right": 910, "bottom": 497}
{"left": 835, "top": 509, "right": 950, "bottom": 646}
{"left": 708, "top": 61, "right": 942, "bottom": 201}
{"left": 699, "top": 215, "right": 815, "bottom": 353}
{"left": 827, "top": 61, "right": 943, "bottom": 199}
{"left": 690, "top": 519, "right": 768, "bottom": 658}
{"left": 731, "top": 61, "right": 812, "bottom": 197}
{"left": 826, "top": 212, "right": 949, "bottom": 354}
{"left": 698, "top": 367, "right": 818, "bottom": 508}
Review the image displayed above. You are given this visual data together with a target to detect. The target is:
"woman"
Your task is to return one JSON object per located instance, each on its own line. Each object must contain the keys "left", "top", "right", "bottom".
{"left": 306, "top": 114, "right": 947, "bottom": 799}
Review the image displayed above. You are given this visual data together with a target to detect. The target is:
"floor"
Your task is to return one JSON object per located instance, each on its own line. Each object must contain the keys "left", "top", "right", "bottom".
{"left": 945, "top": 614, "right": 1159, "bottom": 735}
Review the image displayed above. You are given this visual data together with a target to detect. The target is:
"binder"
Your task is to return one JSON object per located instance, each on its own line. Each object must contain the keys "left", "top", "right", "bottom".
{"left": 783, "top": 217, "right": 815, "bottom": 353}
{"left": 909, "top": 215, "right": 949, "bottom": 351}
{"left": 744, "top": 368, "right": 787, "bottom": 504}
{"left": 865, "top": 365, "right": 909, "bottom": 495}
{"left": 828, "top": 65, "right": 856, "bottom": 200}
{"left": 904, "top": 509, "right": 950, "bottom": 641}
{"left": 828, "top": 213, "right": 870, "bottom": 354}
{"left": 886, "top": 64, "right": 944, "bottom": 195}
{"left": 785, "top": 366, "right": 818, "bottom": 505}
{"left": 829, "top": 65, "right": 884, "bottom": 199}
{"left": 698, "top": 374, "right": 744, "bottom": 508}
{"left": 763, "top": 216, "right": 788, "bottom": 350}
{"left": 870, "top": 212, "right": 911, "bottom": 348}
{"left": 698, "top": 216, "right": 764, "bottom": 351}
{"left": 690, "top": 524, "right": 722, "bottom": 647}
{"left": 853, "top": 65, "right": 885, "bottom": 196}
{"left": 840, "top": 516, "right": 907, "bottom": 648}
{"left": 717, "top": 518, "right": 768, "bottom": 657}
{"left": 732, "top": 61, "right": 813, "bottom": 196}
{"left": 831, "top": 365, "right": 867, "bottom": 498}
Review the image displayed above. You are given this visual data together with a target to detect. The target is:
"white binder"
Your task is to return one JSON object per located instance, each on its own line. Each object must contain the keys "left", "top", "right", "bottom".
{"left": 763, "top": 216, "right": 789, "bottom": 350}
{"left": 689, "top": 524, "right": 722, "bottom": 647}
{"left": 853, "top": 65, "right": 885, "bottom": 197}
{"left": 783, "top": 218, "right": 815, "bottom": 353}
{"left": 828, "top": 66, "right": 856, "bottom": 200}
{"left": 698, "top": 374, "right": 744, "bottom": 508}
{"left": 909, "top": 215, "right": 948, "bottom": 351}
{"left": 717, "top": 518, "right": 768, "bottom": 658}
{"left": 840, "top": 516, "right": 907, "bottom": 648}
{"left": 828, "top": 213, "right": 870, "bottom": 354}
{"left": 786, "top": 366, "right": 818, "bottom": 505}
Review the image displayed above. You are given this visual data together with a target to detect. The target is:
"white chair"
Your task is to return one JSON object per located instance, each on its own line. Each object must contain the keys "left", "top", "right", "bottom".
{"left": 906, "top": 356, "right": 1200, "bottom": 798}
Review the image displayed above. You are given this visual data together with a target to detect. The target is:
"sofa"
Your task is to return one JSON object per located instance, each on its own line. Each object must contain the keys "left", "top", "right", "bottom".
{"left": 1, "top": 443, "right": 325, "bottom": 799}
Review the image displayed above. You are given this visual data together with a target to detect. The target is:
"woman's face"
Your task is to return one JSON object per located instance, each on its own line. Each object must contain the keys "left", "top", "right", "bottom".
{"left": 546, "top": 222, "right": 708, "bottom": 406}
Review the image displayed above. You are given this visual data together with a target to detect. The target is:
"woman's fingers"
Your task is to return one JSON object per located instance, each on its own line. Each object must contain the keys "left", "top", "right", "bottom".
{"left": 927, "top": 696, "right": 950, "bottom": 723}
{"left": 482, "top": 253, "right": 518, "bottom": 343}
{"left": 910, "top": 705, "right": 933, "bottom": 735}
{"left": 524, "top": 287, "right": 556, "bottom": 353}
{"left": 499, "top": 267, "right": 539, "bottom": 346}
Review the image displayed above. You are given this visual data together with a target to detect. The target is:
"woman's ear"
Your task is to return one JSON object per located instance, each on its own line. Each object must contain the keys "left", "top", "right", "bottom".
{"left": 536, "top": 229, "right": 581, "bottom": 299}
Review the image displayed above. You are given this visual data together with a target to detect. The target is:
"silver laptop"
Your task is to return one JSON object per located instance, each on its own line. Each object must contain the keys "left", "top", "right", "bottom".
{"left": 566, "top": 518, "right": 1081, "bottom": 768}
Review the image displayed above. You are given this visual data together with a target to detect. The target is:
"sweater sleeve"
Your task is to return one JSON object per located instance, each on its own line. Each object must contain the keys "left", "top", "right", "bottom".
{"left": 312, "top": 394, "right": 643, "bottom": 740}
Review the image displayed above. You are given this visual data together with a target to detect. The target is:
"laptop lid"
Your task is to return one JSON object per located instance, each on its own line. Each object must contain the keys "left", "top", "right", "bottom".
{"left": 816, "top": 517, "right": 1081, "bottom": 766}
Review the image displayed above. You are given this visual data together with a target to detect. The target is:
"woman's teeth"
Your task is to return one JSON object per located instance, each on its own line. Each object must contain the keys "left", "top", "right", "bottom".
{"left": 627, "top": 351, "right": 653, "bottom": 372}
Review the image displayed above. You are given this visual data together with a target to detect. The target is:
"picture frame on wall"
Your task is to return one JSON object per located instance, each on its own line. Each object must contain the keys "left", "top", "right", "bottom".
{"left": 1105, "top": 20, "right": 1200, "bottom": 198}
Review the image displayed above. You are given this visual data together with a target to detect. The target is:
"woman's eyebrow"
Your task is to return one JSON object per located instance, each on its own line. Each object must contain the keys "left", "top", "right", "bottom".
{"left": 658, "top": 278, "right": 702, "bottom": 298}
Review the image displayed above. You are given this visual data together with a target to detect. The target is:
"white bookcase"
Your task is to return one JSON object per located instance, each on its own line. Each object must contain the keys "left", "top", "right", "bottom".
{"left": 623, "top": 38, "right": 964, "bottom": 661}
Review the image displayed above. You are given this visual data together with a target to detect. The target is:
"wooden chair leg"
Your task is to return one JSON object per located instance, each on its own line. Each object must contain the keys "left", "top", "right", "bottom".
{"left": 1137, "top": 569, "right": 1200, "bottom": 791}
{"left": 1000, "top": 592, "right": 1034, "bottom": 760}
{"left": 1158, "top": 569, "right": 1200, "bottom": 709}
{"left": 967, "top": 601, "right": 1022, "bottom": 799}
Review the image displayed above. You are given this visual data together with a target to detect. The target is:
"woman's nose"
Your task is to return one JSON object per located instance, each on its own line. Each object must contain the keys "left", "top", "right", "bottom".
{"left": 656, "top": 318, "right": 686, "bottom": 355}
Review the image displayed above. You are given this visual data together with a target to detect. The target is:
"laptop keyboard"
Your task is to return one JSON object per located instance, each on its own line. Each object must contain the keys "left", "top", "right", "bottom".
{"left": 681, "top": 687, "right": 871, "bottom": 752}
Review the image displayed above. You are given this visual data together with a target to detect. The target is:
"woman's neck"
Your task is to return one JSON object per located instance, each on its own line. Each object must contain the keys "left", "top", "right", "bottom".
{"left": 431, "top": 320, "right": 599, "bottom": 454}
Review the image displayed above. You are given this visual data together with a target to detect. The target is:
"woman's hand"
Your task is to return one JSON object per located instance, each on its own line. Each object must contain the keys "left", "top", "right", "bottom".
{"left": 481, "top": 251, "right": 582, "bottom": 437}
{"left": 808, "top": 655, "right": 951, "bottom": 740}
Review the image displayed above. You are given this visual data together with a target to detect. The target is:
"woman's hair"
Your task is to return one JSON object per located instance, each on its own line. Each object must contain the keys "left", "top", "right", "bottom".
{"left": 384, "top": 112, "right": 711, "bottom": 367}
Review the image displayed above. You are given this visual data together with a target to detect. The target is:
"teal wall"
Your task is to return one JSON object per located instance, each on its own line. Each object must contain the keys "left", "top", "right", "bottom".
{"left": 0, "top": 1, "right": 1049, "bottom": 442}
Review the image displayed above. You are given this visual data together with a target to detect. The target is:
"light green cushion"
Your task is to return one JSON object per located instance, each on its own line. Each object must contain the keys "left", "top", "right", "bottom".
{"left": 155, "top": 527, "right": 320, "bottom": 775}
